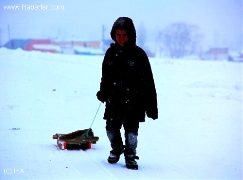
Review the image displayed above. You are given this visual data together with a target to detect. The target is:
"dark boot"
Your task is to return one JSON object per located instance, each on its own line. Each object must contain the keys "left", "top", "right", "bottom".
{"left": 125, "top": 154, "right": 139, "bottom": 170}
{"left": 108, "top": 146, "right": 124, "bottom": 164}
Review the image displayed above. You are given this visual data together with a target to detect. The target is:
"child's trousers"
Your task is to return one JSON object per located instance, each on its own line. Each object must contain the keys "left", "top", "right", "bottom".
{"left": 106, "top": 119, "right": 139, "bottom": 156}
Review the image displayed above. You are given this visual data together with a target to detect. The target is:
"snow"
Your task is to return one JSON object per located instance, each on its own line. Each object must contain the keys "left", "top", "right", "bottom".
{"left": 32, "top": 44, "right": 62, "bottom": 53}
{"left": 0, "top": 48, "right": 242, "bottom": 179}
{"left": 73, "top": 46, "right": 104, "bottom": 55}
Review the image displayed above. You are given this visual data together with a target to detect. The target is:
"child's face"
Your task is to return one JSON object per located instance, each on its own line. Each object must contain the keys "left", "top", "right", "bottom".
{"left": 115, "top": 29, "right": 129, "bottom": 47}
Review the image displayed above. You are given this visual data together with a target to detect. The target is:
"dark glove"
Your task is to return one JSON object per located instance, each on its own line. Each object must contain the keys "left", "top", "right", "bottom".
{"left": 146, "top": 109, "right": 158, "bottom": 120}
{"left": 96, "top": 91, "right": 106, "bottom": 102}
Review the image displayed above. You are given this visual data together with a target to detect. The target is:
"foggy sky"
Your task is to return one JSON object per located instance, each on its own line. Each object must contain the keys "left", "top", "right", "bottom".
{"left": 0, "top": 0, "right": 242, "bottom": 50}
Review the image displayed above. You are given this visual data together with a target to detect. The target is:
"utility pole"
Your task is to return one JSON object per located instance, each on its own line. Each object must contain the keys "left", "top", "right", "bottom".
{"left": 8, "top": 24, "right": 10, "bottom": 41}
{"left": 102, "top": 25, "right": 105, "bottom": 41}
{"left": 102, "top": 25, "right": 106, "bottom": 51}
{"left": 8, "top": 24, "right": 13, "bottom": 49}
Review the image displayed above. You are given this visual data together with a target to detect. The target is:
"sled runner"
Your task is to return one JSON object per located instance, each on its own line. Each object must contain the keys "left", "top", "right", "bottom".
{"left": 53, "top": 129, "right": 99, "bottom": 150}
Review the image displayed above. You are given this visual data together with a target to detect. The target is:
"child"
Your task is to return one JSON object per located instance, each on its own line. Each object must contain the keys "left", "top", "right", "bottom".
{"left": 97, "top": 17, "right": 158, "bottom": 170}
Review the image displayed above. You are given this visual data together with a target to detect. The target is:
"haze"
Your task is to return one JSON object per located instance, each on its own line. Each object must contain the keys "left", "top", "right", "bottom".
{"left": 0, "top": 0, "right": 242, "bottom": 51}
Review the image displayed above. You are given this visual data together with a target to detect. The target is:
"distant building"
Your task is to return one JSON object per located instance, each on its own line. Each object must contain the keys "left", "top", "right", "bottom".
{"left": 25, "top": 39, "right": 61, "bottom": 53}
{"left": 4, "top": 39, "right": 61, "bottom": 53}
{"left": 4, "top": 39, "right": 31, "bottom": 50}
{"left": 3, "top": 39, "right": 103, "bottom": 55}
{"left": 53, "top": 40, "right": 102, "bottom": 55}
{"left": 200, "top": 48, "right": 229, "bottom": 60}
{"left": 3, "top": 38, "right": 155, "bottom": 57}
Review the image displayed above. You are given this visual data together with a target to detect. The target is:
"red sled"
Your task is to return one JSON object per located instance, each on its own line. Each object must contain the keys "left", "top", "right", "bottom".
{"left": 52, "top": 129, "right": 99, "bottom": 150}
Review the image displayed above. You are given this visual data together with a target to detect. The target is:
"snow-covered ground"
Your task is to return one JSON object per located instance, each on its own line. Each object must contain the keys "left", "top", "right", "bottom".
{"left": 0, "top": 48, "right": 242, "bottom": 180}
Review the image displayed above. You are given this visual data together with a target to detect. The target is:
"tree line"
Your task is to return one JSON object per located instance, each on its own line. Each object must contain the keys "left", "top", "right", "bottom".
{"left": 157, "top": 22, "right": 203, "bottom": 58}
{"left": 137, "top": 22, "right": 203, "bottom": 58}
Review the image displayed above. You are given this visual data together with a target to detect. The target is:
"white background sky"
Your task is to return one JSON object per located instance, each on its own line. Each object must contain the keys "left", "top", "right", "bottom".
{"left": 0, "top": 0, "right": 242, "bottom": 50}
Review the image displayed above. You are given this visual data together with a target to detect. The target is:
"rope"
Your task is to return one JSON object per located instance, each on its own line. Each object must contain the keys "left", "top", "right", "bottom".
{"left": 82, "top": 102, "right": 102, "bottom": 137}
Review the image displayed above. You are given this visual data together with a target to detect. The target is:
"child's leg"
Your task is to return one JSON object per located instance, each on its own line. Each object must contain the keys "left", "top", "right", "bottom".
{"left": 106, "top": 119, "right": 123, "bottom": 151}
{"left": 123, "top": 121, "right": 139, "bottom": 156}
{"left": 123, "top": 121, "right": 139, "bottom": 169}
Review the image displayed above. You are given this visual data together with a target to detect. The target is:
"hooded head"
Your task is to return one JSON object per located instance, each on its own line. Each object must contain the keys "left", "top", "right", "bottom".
{"left": 110, "top": 17, "right": 136, "bottom": 46}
